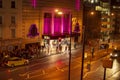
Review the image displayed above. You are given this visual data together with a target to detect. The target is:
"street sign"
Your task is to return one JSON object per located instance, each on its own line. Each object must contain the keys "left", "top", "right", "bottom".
{"left": 102, "top": 58, "right": 113, "bottom": 68}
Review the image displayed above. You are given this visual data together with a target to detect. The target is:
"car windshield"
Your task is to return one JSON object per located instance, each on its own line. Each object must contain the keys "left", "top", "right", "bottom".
{"left": 113, "top": 50, "right": 120, "bottom": 53}
{"left": 8, "top": 57, "right": 21, "bottom": 61}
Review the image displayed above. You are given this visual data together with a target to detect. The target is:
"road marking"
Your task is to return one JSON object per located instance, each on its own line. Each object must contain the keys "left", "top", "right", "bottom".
{"left": 8, "top": 78, "right": 13, "bottom": 80}
{"left": 107, "top": 69, "right": 120, "bottom": 79}
{"left": 56, "top": 66, "right": 64, "bottom": 72}
{"left": 25, "top": 73, "right": 44, "bottom": 80}
{"left": 19, "top": 69, "right": 42, "bottom": 77}
{"left": 42, "top": 69, "right": 45, "bottom": 75}
{"left": 83, "top": 66, "right": 101, "bottom": 78}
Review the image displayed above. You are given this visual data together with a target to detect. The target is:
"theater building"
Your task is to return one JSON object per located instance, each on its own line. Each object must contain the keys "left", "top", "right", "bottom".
{"left": 0, "top": 0, "right": 82, "bottom": 53}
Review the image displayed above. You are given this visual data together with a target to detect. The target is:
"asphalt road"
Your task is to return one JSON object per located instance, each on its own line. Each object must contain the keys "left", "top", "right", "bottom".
{"left": 0, "top": 40, "right": 120, "bottom": 80}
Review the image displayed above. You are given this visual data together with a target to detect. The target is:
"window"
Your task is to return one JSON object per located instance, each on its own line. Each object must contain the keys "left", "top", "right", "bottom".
{"left": 0, "top": 16, "right": 2, "bottom": 24}
{"left": 0, "top": 0, "right": 2, "bottom": 8}
{"left": 54, "top": 14, "right": 62, "bottom": 34}
{"left": 116, "top": 0, "right": 120, "bottom": 2}
{"left": 44, "top": 13, "right": 52, "bottom": 34}
{"left": 11, "top": 29, "right": 16, "bottom": 38}
{"left": 11, "top": 16, "right": 15, "bottom": 24}
{"left": 43, "top": 12, "right": 71, "bottom": 35}
{"left": 11, "top": 0, "right": 15, "bottom": 8}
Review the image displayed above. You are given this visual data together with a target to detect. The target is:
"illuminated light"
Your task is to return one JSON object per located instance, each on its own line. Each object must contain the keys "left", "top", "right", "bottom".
{"left": 114, "top": 54, "right": 118, "bottom": 57}
{"left": 61, "top": 16, "right": 63, "bottom": 34}
{"left": 114, "top": 47, "right": 117, "bottom": 50}
{"left": 84, "top": 52, "right": 88, "bottom": 59}
{"left": 90, "top": 11, "right": 94, "bottom": 15}
{"left": 32, "top": 0, "right": 36, "bottom": 8}
{"left": 111, "top": 13, "right": 114, "bottom": 16}
{"left": 7, "top": 69, "right": 11, "bottom": 73}
{"left": 56, "top": 60, "right": 63, "bottom": 67}
{"left": 75, "top": 0, "right": 80, "bottom": 11}
{"left": 55, "top": 9, "right": 59, "bottom": 12}
{"left": 58, "top": 12, "right": 63, "bottom": 15}
{"left": 91, "top": 0, "right": 94, "bottom": 3}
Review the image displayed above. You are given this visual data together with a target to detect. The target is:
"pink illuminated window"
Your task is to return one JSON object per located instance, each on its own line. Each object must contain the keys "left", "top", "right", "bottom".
{"left": 54, "top": 14, "right": 62, "bottom": 34}
{"left": 44, "top": 13, "right": 52, "bottom": 34}
{"left": 75, "top": 0, "right": 80, "bottom": 11}
{"left": 31, "top": 0, "right": 36, "bottom": 8}
{"left": 43, "top": 12, "right": 71, "bottom": 35}
{"left": 63, "top": 14, "right": 70, "bottom": 34}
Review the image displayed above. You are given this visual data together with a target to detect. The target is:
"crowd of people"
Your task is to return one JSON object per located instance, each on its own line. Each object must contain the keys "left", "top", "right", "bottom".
{"left": 0, "top": 39, "right": 79, "bottom": 66}
{"left": 0, "top": 44, "right": 41, "bottom": 66}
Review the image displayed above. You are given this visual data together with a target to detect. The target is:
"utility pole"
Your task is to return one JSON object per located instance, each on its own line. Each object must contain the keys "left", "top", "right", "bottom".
{"left": 80, "top": 0, "right": 86, "bottom": 79}
{"left": 80, "top": 25, "right": 86, "bottom": 80}
{"left": 68, "top": 13, "right": 72, "bottom": 80}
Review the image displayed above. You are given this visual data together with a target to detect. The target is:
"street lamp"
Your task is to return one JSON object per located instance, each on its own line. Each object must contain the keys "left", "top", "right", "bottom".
{"left": 90, "top": 11, "right": 94, "bottom": 15}
{"left": 68, "top": 13, "right": 72, "bottom": 80}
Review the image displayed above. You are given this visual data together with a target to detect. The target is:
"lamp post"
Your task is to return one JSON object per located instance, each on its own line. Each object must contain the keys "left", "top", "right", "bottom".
{"left": 80, "top": 1, "right": 95, "bottom": 79}
{"left": 68, "top": 13, "right": 72, "bottom": 80}
{"left": 80, "top": 0, "right": 85, "bottom": 80}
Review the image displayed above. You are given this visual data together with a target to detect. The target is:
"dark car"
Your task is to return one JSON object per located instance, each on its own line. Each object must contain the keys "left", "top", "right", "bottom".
{"left": 100, "top": 44, "right": 109, "bottom": 49}
{"left": 110, "top": 49, "right": 120, "bottom": 58}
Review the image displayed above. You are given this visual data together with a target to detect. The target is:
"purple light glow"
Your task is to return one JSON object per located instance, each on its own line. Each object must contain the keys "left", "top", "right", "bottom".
{"left": 63, "top": 14, "right": 70, "bottom": 34}
{"left": 44, "top": 13, "right": 52, "bottom": 34}
{"left": 61, "top": 17, "right": 63, "bottom": 34}
{"left": 44, "top": 18, "right": 52, "bottom": 34}
{"left": 54, "top": 15, "right": 62, "bottom": 35}
{"left": 43, "top": 13, "right": 71, "bottom": 36}
{"left": 27, "top": 24, "right": 39, "bottom": 38}
{"left": 69, "top": 14, "right": 72, "bottom": 34}
{"left": 76, "top": 0, "right": 80, "bottom": 11}
{"left": 32, "top": 0, "right": 36, "bottom": 8}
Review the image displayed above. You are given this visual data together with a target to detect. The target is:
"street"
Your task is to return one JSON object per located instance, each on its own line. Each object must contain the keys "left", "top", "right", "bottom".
{"left": 0, "top": 40, "right": 120, "bottom": 80}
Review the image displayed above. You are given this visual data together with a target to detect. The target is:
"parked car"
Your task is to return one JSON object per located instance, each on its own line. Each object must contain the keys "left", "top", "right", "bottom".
{"left": 110, "top": 49, "right": 120, "bottom": 58}
{"left": 4, "top": 57, "right": 29, "bottom": 67}
{"left": 100, "top": 44, "right": 109, "bottom": 49}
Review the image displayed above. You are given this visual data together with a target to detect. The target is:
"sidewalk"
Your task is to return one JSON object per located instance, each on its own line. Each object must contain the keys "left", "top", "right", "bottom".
{"left": 85, "top": 48, "right": 113, "bottom": 62}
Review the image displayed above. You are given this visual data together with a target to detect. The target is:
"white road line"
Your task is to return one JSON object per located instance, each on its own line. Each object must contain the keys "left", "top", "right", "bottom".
{"left": 25, "top": 73, "right": 44, "bottom": 80}
{"left": 107, "top": 69, "right": 120, "bottom": 79}
{"left": 56, "top": 66, "right": 64, "bottom": 72}
{"left": 83, "top": 66, "right": 101, "bottom": 78}
{"left": 19, "top": 69, "right": 42, "bottom": 77}
{"left": 8, "top": 78, "right": 13, "bottom": 80}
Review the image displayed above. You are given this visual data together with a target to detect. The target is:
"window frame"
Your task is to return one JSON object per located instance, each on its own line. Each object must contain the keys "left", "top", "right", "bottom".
{"left": 0, "top": 0, "right": 2, "bottom": 8}
{"left": 0, "top": 16, "right": 2, "bottom": 24}
{"left": 11, "top": 29, "right": 16, "bottom": 38}
{"left": 11, "top": 0, "right": 15, "bottom": 8}
{"left": 11, "top": 16, "right": 16, "bottom": 24}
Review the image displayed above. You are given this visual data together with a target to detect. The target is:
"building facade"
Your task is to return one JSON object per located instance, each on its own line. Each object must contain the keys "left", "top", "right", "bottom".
{"left": 111, "top": 0, "right": 120, "bottom": 37}
{"left": 0, "top": 0, "right": 22, "bottom": 51}
{"left": 0, "top": 0, "right": 82, "bottom": 52}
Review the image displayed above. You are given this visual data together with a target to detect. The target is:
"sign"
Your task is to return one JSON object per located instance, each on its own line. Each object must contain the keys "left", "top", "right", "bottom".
{"left": 27, "top": 24, "right": 39, "bottom": 38}
{"left": 102, "top": 58, "right": 113, "bottom": 68}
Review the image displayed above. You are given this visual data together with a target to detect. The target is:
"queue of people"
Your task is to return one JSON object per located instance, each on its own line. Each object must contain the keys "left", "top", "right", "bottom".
{"left": 0, "top": 38, "right": 75, "bottom": 66}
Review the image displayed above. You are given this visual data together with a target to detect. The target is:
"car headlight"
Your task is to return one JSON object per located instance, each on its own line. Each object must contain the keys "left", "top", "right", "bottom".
{"left": 114, "top": 54, "right": 118, "bottom": 57}
{"left": 110, "top": 53, "right": 112, "bottom": 56}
